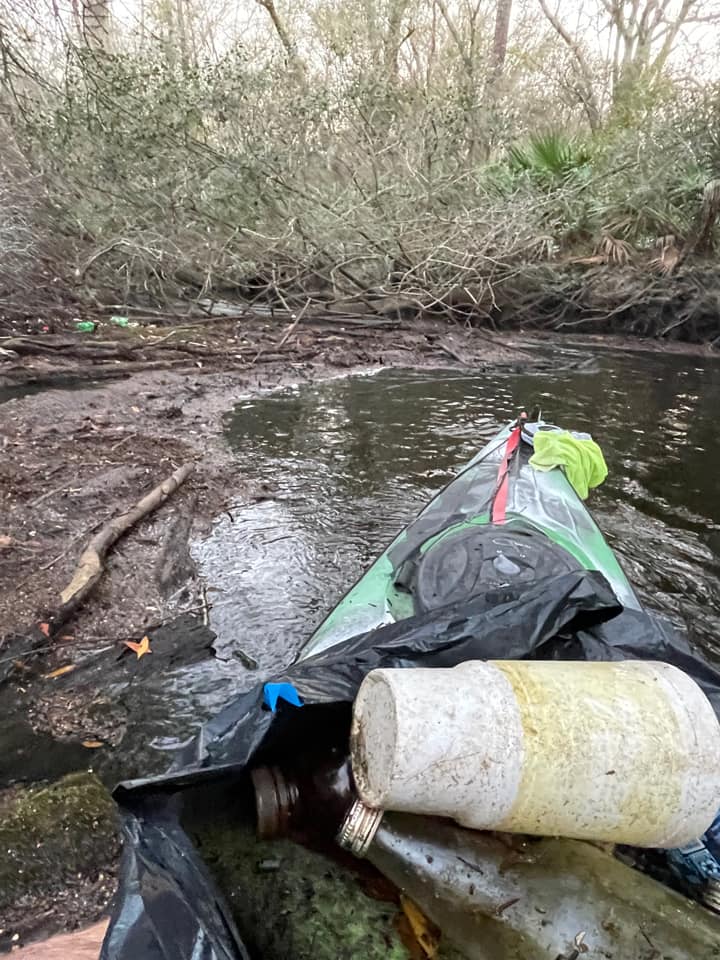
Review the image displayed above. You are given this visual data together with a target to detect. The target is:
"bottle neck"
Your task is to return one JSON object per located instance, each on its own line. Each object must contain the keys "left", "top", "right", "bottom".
{"left": 337, "top": 798, "right": 385, "bottom": 857}
{"left": 251, "top": 765, "right": 299, "bottom": 839}
{"left": 251, "top": 752, "right": 361, "bottom": 842}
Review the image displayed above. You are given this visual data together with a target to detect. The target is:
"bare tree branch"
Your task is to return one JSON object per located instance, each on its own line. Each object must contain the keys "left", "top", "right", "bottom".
{"left": 434, "top": 0, "right": 474, "bottom": 75}
{"left": 537, "top": 0, "right": 601, "bottom": 130}
{"left": 255, "top": 0, "right": 305, "bottom": 74}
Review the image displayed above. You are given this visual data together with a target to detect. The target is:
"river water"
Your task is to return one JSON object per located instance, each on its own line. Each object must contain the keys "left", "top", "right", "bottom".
{"left": 195, "top": 351, "right": 720, "bottom": 678}
{"left": 5, "top": 349, "right": 720, "bottom": 785}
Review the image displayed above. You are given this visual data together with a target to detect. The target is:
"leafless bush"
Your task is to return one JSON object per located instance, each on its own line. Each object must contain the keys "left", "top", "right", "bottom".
{"left": 0, "top": 146, "right": 39, "bottom": 291}
{"left": 0, "top": 125, "right": 82, "bottom": 321}
{"left": 0, "top": 21, "right": 717, "bottom": 324}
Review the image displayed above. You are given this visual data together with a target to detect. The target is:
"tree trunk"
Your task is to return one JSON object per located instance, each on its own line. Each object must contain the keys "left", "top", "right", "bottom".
{"left": 488, "top": 0, "right": 513, "bottom": 85}
{"left": 434, "top": 0, "right": 473, "bottom": 77}
{"left": 175, "top": 0, "right": 190, "bottom": 69}
{"left": 80, "top": 0, "right": 112, "bottom": 51}
{"left": 383, "top": 0, "right": 411, "bottom": 82}
{"left": 537, "top": 0, "right": 600, "bottom": 132}
{"left": 256, "top": 0, "right": 305, "bottom": 75}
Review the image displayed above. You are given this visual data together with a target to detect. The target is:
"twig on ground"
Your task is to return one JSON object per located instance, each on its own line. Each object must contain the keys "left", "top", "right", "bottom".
{"left": 56, "top": 462, "right": 194, "bottom": 619}
{"left": 1, "top": 464, "right": 196, "bottom": 683}
{"left": 277, "top": 298, "right": 311, "bottom": 348}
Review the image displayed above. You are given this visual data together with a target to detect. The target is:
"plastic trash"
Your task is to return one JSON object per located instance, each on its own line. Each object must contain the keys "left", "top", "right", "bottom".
{"left": 101, "top": 570, "right": 720, "bottom": 960}
{"left": 350, "top": 659, "right": 720, "bottom": 847}
{"left": 109, "top": 315, "right": 130, "bottom": 327}
{"left": 339, "top": 810, "right": 720, "bottom": 960}
{"left": 75, "top": 320, "right": 96, "bottom": 333}
{"left": 263, "top": 681, "right": 304, "bottom": 712}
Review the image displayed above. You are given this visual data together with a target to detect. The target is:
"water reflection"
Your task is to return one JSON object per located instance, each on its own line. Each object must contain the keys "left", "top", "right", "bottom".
{"left": 200, "top": 356, "right": 720, "bottom": 678}
{"left": 62, "top": 356, "right": 717, "bottom": 781}
{"left": 10, "top": 355, "right": 720, "bottom": 785}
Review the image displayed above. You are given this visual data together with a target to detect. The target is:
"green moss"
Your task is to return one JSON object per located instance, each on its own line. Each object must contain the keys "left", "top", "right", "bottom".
{"left": 0, "top": 772, "right": 119, "bottom": 909}
{"left": 197, "top": 824, "right": 459, "bottom": 960}
{"left": 196, "top": 821, "right": 405, "bottom": 959}
{"left": 195, "top": 819, "right": 465, "bottom": 960}
{"left": 0, "top": 773, "right": 468, "bottom": 959}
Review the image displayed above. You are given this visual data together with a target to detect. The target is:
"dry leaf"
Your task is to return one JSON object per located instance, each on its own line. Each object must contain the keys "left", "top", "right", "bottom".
{"left": 124, "top": 635, "right": 152, "bottom": 659}
{"left": 44, "top": 663, "right": 77, "bottom": 679}
{"left": 39, "top": 622, "right": 50, "bottom": 637}
{"left": 400, "top": 896, "right": 440, "bottom": 959}
{"left": 0, "top": 534, "right": 14, "bottom": 549}
{"left": 82, "top": 739, "right": 104, "bottom": 749}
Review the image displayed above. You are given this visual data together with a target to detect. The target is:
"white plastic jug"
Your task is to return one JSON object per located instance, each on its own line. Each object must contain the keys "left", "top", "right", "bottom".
{"left": 350, "top": 659, "right": 720, "bottom": 847}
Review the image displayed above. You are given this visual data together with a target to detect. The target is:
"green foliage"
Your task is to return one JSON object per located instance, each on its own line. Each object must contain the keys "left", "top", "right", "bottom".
{"left": 507, "top": 131, "right": 592, "bottom": 180}
{"left": 2, "top": 34, "right": 720, "bottom": 304}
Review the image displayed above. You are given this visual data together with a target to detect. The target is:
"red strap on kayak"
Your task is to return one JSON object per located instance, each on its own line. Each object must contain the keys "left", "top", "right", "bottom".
{"left": 491, "top": 423, "right": 522, "bottom": 523}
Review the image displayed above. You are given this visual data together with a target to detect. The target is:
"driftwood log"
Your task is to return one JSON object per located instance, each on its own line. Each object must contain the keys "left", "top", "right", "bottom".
{"left": 56, "top": 462, "right": 194, "bottom": 623}
{"left": 0, "top": 463, "right": 194, "bottom": 681}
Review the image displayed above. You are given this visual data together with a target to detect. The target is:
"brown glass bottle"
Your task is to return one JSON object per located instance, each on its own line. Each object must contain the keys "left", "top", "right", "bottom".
{"left": 250, "top": 747, "right": 356, "bottom": 843}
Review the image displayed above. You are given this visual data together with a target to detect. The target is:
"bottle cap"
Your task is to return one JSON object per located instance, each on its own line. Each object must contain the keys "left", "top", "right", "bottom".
{"left": 251, "top": 766, "right": 297, "bottom": 839}
{"left": 337, "top": 798, "right": 384, "bottom": 857}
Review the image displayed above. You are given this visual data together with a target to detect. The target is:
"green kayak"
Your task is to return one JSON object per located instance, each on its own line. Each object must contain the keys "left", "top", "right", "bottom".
{"left": 102, "top": 412, "right": 720, "bottom": 960}
{"left": 303, "top": 416, "right": 635, "bottom": 659}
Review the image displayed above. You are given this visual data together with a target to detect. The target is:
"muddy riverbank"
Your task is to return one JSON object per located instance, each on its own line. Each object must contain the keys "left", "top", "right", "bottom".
{"left": 0, "top": 316, "right": 552, "bottom": 787}
{"left": 0, "top": 315, "right": 537, "bottom": 948}
{"left": 1, "top": 317, "right": 717, "bottom": 770}
{"left": 0, "top": 315, "right": 535, "bottom": 658}
{"left": 2, "top": 313, "right": 720, "bottom": 951}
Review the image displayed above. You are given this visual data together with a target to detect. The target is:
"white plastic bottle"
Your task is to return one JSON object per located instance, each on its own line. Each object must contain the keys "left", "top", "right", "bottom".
{"left": 350, "top": 659, "right": 720, "bottom": 847}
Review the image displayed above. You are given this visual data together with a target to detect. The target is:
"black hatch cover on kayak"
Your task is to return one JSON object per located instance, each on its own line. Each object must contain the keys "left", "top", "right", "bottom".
{"left": 395, "top": 522, "right": 581, "bottom": 613}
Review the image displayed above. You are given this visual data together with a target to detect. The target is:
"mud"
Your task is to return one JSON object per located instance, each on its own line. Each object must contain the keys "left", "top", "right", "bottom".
{"left": 0, "top": 311, "right": 684, "bottom": 951}
{"left": 0, "top": 315, "right": 540, "bottom": 670}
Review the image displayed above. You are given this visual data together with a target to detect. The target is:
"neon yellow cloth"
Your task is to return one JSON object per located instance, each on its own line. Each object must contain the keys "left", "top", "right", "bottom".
{"left": 529, "top": 431, "right": 608, "bottom": 499}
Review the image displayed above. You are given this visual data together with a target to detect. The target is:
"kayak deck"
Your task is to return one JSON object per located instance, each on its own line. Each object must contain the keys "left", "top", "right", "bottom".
{"left": 304, "top": 420, "right": 637, "bottom": 658}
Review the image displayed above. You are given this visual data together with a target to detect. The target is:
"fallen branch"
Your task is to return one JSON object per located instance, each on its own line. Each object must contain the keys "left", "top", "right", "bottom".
{"left": 58, "top": 462, "right": 194, "bottom": 617}
{"left": 438, "top": 341, "right": 467, "bottom": 364}
{"left": 0, "top": 360, "right": 203, "bottom": 392}
{"left": 276, "top": 298, "right": 310, "bottom": 348}
{"left": 0, "top": 463, "right": 195, "bottom": 681}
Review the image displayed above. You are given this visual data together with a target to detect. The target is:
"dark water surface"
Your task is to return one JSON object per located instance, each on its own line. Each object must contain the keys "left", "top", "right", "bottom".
{"left": 7, "top": 351, "right": 720, "bottom": 785}
{"left": 196, "top": 352, "right": 720, "bottom": 679}
{"left": 0, "top": 377, "right": 108, "bottom": 405}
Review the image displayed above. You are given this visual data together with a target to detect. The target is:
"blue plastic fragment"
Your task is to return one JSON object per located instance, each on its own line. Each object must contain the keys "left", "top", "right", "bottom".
{"left": 263, "top": 682, "right": 304, "bottom": 712}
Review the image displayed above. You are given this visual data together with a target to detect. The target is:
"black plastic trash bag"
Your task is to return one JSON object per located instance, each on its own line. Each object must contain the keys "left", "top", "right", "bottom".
{"left": 101, "top": 569, "right": 720, "bottom": 960}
